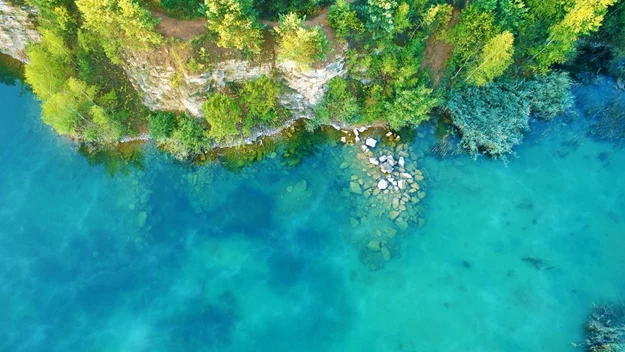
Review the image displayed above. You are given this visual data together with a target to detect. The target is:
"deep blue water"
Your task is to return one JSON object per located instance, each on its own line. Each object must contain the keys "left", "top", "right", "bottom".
{"left": 1, "top": 76, "right": 624, "bottom": 352}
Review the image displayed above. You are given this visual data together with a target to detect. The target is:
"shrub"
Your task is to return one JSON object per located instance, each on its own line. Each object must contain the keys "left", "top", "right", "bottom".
{"left": 203, "top": 93, "right": 241, "bottom": 142}
{"left": 170, "top": 114, "right": 208, "bottom": 153}
{"left": 524, "top": 71, "right": 574, "bottom": 120}
{"left": 238, "top": 75, "right": 281, "bottom": 132}
{"left": 204, "top": 0, "right": 264, "bottom": 53}
{"left": 315, "top": 77, "right": 361, "bottom": 124}
{"left": 275, "top": 13, "right": 330, "bottom": 69}
{"left": 328, "top": 0, "right": 364, "bottom": 39}
{"left": 385, "top": 86, "right": 439, "bottom": 130}
{"left": 447, "top": 82, "right": 531, "bottom": 158}
{"left": 149, "top": 111, "right": 178, "bottom": 140}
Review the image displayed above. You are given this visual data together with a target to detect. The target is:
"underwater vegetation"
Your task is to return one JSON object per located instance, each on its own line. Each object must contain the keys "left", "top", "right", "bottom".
{"left": 588, "top": 97, "right": 625, "bottom": 144}
{"left": 585, "top": 303, "right": 625, "bottom": 352}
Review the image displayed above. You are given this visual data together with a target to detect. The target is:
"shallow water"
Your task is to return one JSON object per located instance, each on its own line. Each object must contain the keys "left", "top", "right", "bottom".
{"left": 0, "top": 76, "right": 624, "bottom": 352}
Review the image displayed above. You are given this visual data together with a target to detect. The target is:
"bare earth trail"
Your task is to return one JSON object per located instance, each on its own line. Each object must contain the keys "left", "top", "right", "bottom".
{"left": 421, "top": 7, "right": 461, "bottom": 86}
{"left": 152, "top": 11, "right": 207, "bottom": 41}
{"left": 152, "top": 6, "right": 334, "bottom": 42}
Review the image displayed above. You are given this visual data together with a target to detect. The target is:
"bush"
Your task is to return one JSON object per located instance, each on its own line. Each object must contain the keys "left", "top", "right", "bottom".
{"left": 384, "top": 86, "right": 439, "bottom": 130}
{"left": 149, "top": 111, "right": 178, "bottom": 140}
{"left": 170, "top": 114, "right": 208, "bottom": 153}
{"left": 315, "top": 77, "right": 361, "bottom": 124}
{"left": 328, "top": 0, "right": 364, "bottom": 39}
{"left": 203, "top": 93, "right": 241, "bottom": 142}
{"left": 238, "top": 75, "right": 281, "bottom": 132}
{"left": 204, "top": 0, "right": 264, "bottom": 53}
{"left": 524, "top": 71, "right": 574, "bottom": 120}
{"left": 160, "top": 0, "right": 203, "bottom": 19}
{"left": 447, "top": 82, "right": 531, "bottom": 158}
{"left": 275, "top": 13, "right": 330, "bottom": 69}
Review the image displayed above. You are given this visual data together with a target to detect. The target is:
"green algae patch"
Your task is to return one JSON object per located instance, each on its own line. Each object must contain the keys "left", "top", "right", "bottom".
{"left": 80, "top": 140, "right": 146, "bottom": 176}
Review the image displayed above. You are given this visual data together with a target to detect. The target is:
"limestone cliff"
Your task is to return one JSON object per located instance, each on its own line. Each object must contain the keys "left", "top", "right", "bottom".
{"left": 0, "top": 0, "right": 39, "bottom": 63}
{"left": 0, "top": 0, "right": 347, "bottom": 126}
{"left": 121, "top": 50, "right": 347, "bottom": 120}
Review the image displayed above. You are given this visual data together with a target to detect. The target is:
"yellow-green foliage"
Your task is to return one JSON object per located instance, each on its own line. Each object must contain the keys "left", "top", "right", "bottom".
{"left": 530, "top": 0, "right": 617, "bottom": 73}
{"left": 203, "top": 93, "right": 242, "bottom": 142}
{"left": 447, "top": 6, "right": 498, "bottom": 72}
{"left": 466, "top": 31, "right": 515, "bottom": 86}
{"left": 422, "top": 4, "right": 453, "bottom": 37}
{"left": 328, "top": 0, "right": 364, "bottom": 39}
{"left": 239, "top": 75, "right": 281, "bottom": 130}
{"left": 275, "top": 13, "right": 329, "bottom": 69}
{"left": 385, "top": 86, "right": 439, "bottom": 130}
{"left": 76, "top": 0, "right": 162, "bottom": 63}
{"left": 204, "top": 0, "right": 264, "bottom": 53}
{"left": 40, "top": 78, "right": 97, "bottom": 136}
{"left": 24, "top": 29, "right": 72, "bottom": 99}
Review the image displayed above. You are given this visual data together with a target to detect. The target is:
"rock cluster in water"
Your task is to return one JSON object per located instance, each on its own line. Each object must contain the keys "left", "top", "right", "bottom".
{"left": 338, "top": 128, "right": 427, "bottom": 270}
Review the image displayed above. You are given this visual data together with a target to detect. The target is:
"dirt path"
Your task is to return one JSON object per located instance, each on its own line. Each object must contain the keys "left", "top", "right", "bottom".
{"left": 153, "top": 6, "right": 333, "bottom": 41}
{"left": 152, "top": 11, "right": 207, "bottom": 41}
{"left": 421, "top": 8, "right": 461, "bottom": 86}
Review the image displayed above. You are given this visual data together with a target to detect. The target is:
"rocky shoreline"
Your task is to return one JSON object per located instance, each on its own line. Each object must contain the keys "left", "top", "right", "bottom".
{"left": 337, "top": 128, "right": 428, "bottom": 270}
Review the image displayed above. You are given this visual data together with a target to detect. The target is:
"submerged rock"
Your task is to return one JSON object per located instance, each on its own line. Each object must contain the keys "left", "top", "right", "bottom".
{"left": 381, "top": 246, "right": 391, "bottom": 261}
{"left": 367, "top": 240, "right": 381, "bottom": 251}
{"left": 350, "top": 182, "right": 363, "bottom": 194}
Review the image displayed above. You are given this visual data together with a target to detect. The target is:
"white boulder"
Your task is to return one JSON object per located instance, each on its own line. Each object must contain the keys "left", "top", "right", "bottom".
{"left": 365, "top": 138, "right": 377, "bottom": 148}
{"left": 377, "top": 179, "right": 389, "bottom": 190}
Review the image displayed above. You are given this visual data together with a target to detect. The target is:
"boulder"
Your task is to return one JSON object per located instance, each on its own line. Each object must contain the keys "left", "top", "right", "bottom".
{"left": 377, "top": 179, "right": 389, "bottom": 190}
{"left": 389, "top": 211, "right": 400, "bottom": 220}
{"left": 369, "top": 157, "right": 379, "bottom": 166}
{"left": 367, "top": 240, "right": 381, "bottom": 251}
{"left": 381, "top": 246, "right": 391, "bottom": 261}
{"left": 350, "top": 217, "right": 359, "bottom": 228}
{"left": 398, "top": 157, "right": 405, "bottom": 167}
{"left": 395, "top": 218, "right": 409, "bottom": 231}
{"left": 365, "top": 138, "right": 377, "bottom": 148}
{"left": 380, "top": 162, "right": 393, "bottom": 174}
{"left": 350, "top": 182, "right": 363, "bottom": 194}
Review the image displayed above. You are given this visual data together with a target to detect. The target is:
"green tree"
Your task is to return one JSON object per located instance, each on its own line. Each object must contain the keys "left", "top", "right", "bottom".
{"left": 239, "top": 75, "right": 281, "bottom": 132}
{"left": 76, "top": 0, "right": 162, "bottom": 63}
{"left": 40, "top": 77, "right": 99, "bottom": 137}
{"left": 328, "top": 0, "right": 364, "bottom": 39}
{"left": 274, "top": 13, "right": 330, "bottom": 69}
{"left": 365, "top": 0, "right": 398, "bottom": 38}
{"left": 204, "top": 0, "right": 264, "bottom": 53}
{"left": 24, "top": 29, "right": 73, "bottom": 99}
{"left": 149, "top": 111, "right": 178, "bottom": 140}
{"left": 465, "top": 31, "right": 515, "bottom": 86}
{"left": 528, "top": 0, "right": 617, "bottom": 73}
{"left": 447, "top": 82, "right": 531, "bottom": 158}
{"left": 170, "top": 114, "right": 208, "bottom": 153}
{"left": 315, "top": 77, "right": 360, "bottom": 124}
{"left": 203, "top": 93, "right": 242, "bottom": 142}
{"left": 384, "top": 86, "right": 438, "bottom": 130}
{"left": 447, "top": 6, "right": 498, "bottom": 78}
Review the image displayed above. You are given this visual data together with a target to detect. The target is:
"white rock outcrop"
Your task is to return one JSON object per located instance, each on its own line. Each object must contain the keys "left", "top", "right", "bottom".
{"left": 0, "top": 1, "right": 40, "bottom": 63}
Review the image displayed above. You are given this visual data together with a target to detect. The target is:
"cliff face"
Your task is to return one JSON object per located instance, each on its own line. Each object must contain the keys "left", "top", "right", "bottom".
{"left": 0, "top": 0, "right": 40, "bottom": 63}
{"left": 0, "top": 0, "right": 347, "bottom": 122}
{"left": 121, "top": 51, "right": 347, "bottom": 119}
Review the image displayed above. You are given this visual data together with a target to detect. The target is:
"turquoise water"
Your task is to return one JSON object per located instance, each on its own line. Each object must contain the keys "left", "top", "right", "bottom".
{"left": 1, "top": 75, "right": 624, "bottom": 352}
